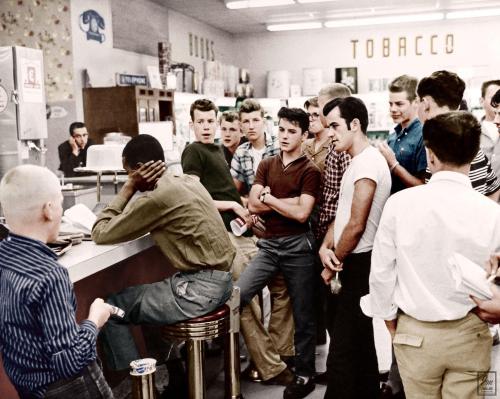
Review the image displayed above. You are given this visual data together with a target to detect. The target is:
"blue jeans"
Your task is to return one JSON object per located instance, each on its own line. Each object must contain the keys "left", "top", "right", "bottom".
{"left": 17, "top": 360, "right": 113, "bottom": 399}
{"left": 236, "top": 232, "right": 316, "bottom": 377}
{"left": 101, "top": 269, "right": 233, "bottom": 370}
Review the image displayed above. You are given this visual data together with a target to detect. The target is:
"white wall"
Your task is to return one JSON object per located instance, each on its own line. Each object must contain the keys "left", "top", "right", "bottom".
{"left": 71, "top": 0, "right": 158, "bottom": 120}
{"left": 234, "top": 17, "right": 500, "bottom": 98}
{"left": 71, "top": 1, "right": 237, "bottom": 119}
{"left": 167, "top": 9, "right": 238, "bottom": 72}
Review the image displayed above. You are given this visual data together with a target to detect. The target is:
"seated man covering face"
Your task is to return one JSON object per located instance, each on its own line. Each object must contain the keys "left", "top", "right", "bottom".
{"left": 91, "top": 134, "right": 235, "bottom": 370}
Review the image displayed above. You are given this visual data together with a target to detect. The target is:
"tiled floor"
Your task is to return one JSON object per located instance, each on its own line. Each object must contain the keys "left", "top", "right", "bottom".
{"left": 206, "top": 318, "right": 393, "bottom": 398}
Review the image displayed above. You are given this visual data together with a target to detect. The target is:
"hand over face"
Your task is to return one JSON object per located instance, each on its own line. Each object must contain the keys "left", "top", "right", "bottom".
{"left": 128, "top": 160, "right": 166, "bottom": 192}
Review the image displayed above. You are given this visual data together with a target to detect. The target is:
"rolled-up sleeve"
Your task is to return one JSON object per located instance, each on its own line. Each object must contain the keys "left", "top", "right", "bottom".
{"left": 362, "top": 201, "right": 398, "bottom": 320}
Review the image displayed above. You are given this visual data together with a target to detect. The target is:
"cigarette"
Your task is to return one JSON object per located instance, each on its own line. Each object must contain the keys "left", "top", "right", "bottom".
{"left": 109, "top": 305, "right": 125, "bottom": 318}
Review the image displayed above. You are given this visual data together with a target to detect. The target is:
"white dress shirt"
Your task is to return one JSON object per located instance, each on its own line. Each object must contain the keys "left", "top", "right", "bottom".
{"left": 362, "top": 171, "right": 500, "bottom": 322}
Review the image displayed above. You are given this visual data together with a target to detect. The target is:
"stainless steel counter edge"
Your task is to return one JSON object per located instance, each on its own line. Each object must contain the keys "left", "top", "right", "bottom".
{"left": 59, "top": 235, "right": 156, "bottom": 283}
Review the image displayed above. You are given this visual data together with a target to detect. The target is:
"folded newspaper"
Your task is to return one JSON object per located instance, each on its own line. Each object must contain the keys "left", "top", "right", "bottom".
{"left": 61, "top": 203, "right": 97, "bottom": 236}
{"left": 447, "top": 252, "right": 493, "bottom": 301}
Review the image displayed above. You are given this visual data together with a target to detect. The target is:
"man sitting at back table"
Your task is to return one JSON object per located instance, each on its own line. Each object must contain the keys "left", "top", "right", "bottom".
{"left": 91, "top": 134, "right": 234, "bottom": 373}
{"left": 58, "top": 122, "right": 94, "bottom": 177}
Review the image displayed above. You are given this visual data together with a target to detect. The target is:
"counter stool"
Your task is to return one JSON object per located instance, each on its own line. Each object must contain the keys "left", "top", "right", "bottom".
{"left": 162, "top": 287, "right": 242, "bottom": 399}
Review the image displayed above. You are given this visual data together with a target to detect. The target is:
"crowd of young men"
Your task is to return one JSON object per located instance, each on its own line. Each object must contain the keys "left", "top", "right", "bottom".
{"left": 2, "top": 69, "right": 500, "bottom": 399}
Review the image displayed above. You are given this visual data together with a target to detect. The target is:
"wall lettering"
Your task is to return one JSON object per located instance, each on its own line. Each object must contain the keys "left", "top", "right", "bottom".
{"left": 382, "top": 38, "right": 390, "bottom": 57}
{"left": 351, "top": 34, "right": 455, "bottom": 59}
{"left": 366, "top": 39, "right": 374, "bottom": 58}
{"left": 188, "top": 33, "right": 216, "bottom": 60}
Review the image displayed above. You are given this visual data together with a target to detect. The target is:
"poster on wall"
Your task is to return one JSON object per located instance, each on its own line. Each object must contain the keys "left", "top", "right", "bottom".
{"left": 267, "top": 70, "right": 290, "bottom": 99}
{"left": 302, "top": 68, "right": 323, "bottom": 96}
{"left": 335, "top": 67, "right": 358, "bottom": 94}
{"left": 20, "top": 58, "right": 43, "bottom": 103}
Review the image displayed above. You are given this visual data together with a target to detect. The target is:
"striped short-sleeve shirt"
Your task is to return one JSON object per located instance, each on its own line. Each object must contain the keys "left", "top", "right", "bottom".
{"left": 0, "top": 233, "right": 97, "bottom": 398}
{"left": 424, "top": 149, "right": 500, "bottom": 196}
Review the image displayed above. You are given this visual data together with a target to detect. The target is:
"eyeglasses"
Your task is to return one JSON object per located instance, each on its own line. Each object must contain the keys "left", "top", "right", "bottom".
{"left": 307, "top": 112, "right": 320, "bottom": 119}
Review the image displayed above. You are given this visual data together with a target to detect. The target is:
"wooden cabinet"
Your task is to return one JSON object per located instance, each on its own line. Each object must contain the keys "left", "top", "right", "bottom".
{"left": 82, "top": 86, "right": 174, "bottom": 144}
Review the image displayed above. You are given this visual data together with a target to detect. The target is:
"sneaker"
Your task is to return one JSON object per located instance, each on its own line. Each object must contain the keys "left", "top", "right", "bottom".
{"left": 262, "top": 367, "right": 295, "bottom": 386}
{"left": 284, "top": 376, "right": 315, "bottom": 399}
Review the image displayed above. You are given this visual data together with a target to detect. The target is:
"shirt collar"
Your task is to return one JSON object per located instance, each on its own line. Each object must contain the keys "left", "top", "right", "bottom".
{"left": 1, "top": 232, "right": 58, "bottom": 264}
{"left": 428, "top": 171, "right": 472, "bottom": 188}
{"left": 394, "top": 118, "right": 421, "bottom": 136}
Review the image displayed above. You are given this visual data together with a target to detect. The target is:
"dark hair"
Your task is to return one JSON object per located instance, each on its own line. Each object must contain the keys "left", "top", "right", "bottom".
{"left": 304, "top": 96, "right": 319, "bottom": 109}
{"left": 277, "top": 107, "right": 309, "bottom": 134}
{"left": 423, "top": 111, "right": 480, "bottom": 166}
{"left": 122, "top": 134, "right": 165, "bottom": 169}
{"left": 323, "top": 96, "right": 369, "bottom": 134}
{"left": 491, "top": 89, "right": 500, "bottom": 108}
{"left": 239, "top": 99, "right": 264, "bottom": 117}
{"left": 481, "top": 80, "right": 500, "bottom": 98}
{"left": 459, "top": 99, "right": 469, "bottom": 111}
{"left": 389, "top": 75, "right": 418, "bottom": 101}
{"left": 190, "top": 99, "right": 218, "bottom": 121}
{"left": 220, "top": 110, "right": 240, "bottom": 123}
{"left": 417, "top": 70, "right": 465, "bottom": 110}
{"left": 69, "top": 121, "right": 85, "bottom": 136}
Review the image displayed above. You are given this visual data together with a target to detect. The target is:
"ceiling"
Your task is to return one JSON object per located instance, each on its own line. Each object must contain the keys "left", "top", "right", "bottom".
{"left": 151, "top": 0, "right": 500, "bottom": 34}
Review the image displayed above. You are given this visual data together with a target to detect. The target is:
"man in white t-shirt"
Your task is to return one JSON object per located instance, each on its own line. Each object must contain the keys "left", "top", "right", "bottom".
{"left": 319, "top": 96, "right": 391, "bottom": 399}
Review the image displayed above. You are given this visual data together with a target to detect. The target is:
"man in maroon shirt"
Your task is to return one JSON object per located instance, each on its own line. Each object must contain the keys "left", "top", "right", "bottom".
{"left": 237, "top": 107, "right": 321, "bottom": 399}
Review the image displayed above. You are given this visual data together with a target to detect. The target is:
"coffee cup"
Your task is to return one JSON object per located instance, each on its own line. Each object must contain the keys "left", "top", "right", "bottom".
{"left": 230, "top": 217, "right": 247, "bottom": 236}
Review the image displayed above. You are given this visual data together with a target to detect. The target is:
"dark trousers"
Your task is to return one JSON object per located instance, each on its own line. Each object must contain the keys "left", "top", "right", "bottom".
{"left": 324, "top": 251, "right": 379, "bottom": 399}
{"left": 17, "top": 360, "right": 113, "bottom": 399}
{"left": 237, "top": 232, "right": 317, "bottom": 377}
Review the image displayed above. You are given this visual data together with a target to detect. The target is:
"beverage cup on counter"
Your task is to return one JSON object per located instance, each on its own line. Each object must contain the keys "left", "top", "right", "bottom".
{"left": 130, "top": 358, "right": 157, "bottom": 399}
{"left": 230, "top": 217, "right": 247, "bottom": 236}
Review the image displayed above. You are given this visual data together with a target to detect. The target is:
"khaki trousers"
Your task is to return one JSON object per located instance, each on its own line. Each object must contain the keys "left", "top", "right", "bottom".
{"left": 394, "top": 312, "right": 492, "bottom": 399}
{"left": 229, "top": 233, "right": 294, "bottom": 380}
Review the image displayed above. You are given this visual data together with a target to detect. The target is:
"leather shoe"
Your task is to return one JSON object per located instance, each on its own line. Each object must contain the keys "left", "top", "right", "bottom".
{"left": 380, "top": 383, "right": 405, "bottom": 399}
{"left": 261, "top": 367, "right": 295, "bottom": 386}
{"left": 241, "top": 363, "right": 262, "bottom": 382}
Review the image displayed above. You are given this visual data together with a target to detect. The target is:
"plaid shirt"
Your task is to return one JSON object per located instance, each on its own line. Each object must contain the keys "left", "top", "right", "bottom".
{"left": 230, "top": 133, "right": 279, "bottom": 192}
{"left": 315, "top": 146, "right": 351, "bottom": 239}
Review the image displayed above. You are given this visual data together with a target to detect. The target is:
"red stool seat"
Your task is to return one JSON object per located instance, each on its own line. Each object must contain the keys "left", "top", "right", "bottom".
{"left": 187, "top": 305, "right": 229, "bottom": 323}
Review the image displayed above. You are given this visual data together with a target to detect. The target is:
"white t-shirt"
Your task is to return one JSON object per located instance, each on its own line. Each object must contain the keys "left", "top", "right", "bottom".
{"left": 334, "top": 145, "right": 391, "bottom": 253}
{"left": 249, "top": 146, "right": 266, "bottom": 174}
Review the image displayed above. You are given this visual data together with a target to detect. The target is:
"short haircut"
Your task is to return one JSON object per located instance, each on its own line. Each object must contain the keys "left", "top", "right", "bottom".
{"left": 389, "top": 75, "right": 418, "bottom": 101}
{"left": 122, "top": 134, "right": 165, "bottom": 169}
{"left": 277, "top": 107, "right": 309, "bottom": 134}
{"left": 423, "top": 111, "right": 480, "bottom": 166}
{"left": 0, "top": 165, "right": 60, "bottom": 219}
{"left": 239, "top": 99, "right": 264, "bottom": 117}
{"left": 318, "top": 83, "right": 352, "bottom": 100}
{"left": 220, "top": 110, "right": 240, "bottom": 123}
{"left": 190, "top": 99, "right": 218, "bottom": 121}
{"left": 417, "top": 70, "right": 465, "bottom": 110}
{"left": 323, "top": 96, "right": 369, "bottom": 134}
{"left": 69, "top": 121, "right": 85, "bottom": 136}
{"left": 304, "top": 97, "right": 319, "bottom": 109}
{"left": 491, "top": 89, "right": 500, "bottom": 108}
{"left": 481, "top": 80, "right": 500, "bottom": 98}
